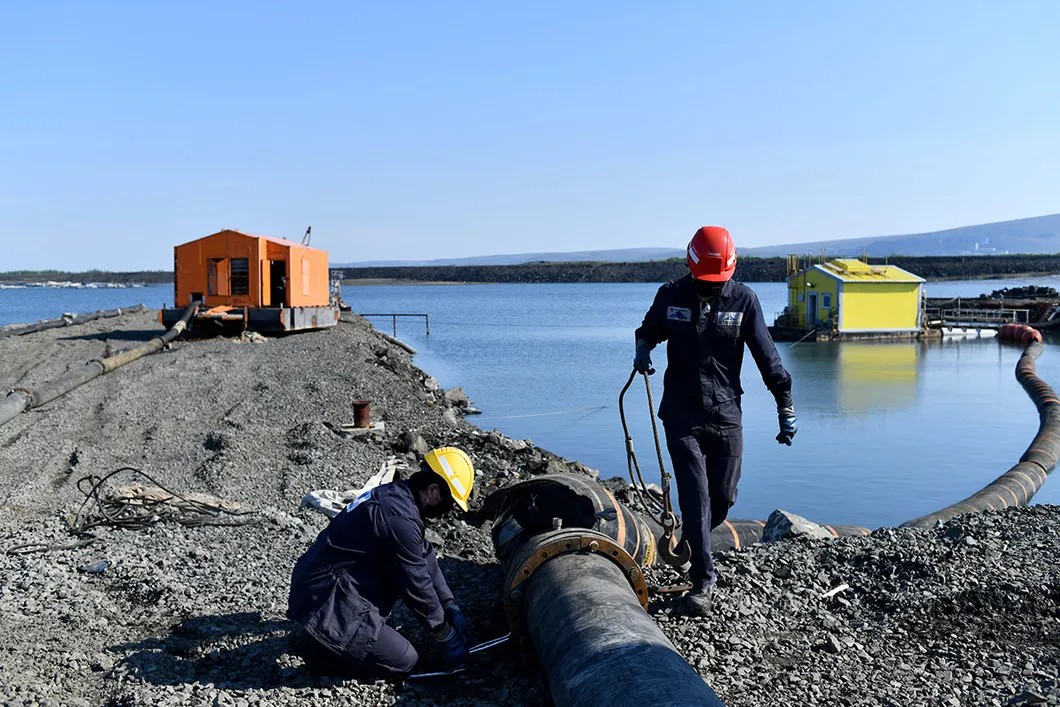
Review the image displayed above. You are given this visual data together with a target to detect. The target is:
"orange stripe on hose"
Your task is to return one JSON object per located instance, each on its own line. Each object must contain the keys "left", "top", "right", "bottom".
{"left": 1006, "top": 472, "right": 1036, "bottom": 501}
{"left": 603, "top": 489, "right": 627, "bottom": 547}
{"left": 631, "top": 511, "right": 643, "bottom": 562}
{"left": 992, "top": 487, "right": 1017, "bottom": 508}
{"left": 995, "top": 484, "right": 1021, "bottom": 507}
{"left": 723, "top": 520, "right": 741, "bottom": 549}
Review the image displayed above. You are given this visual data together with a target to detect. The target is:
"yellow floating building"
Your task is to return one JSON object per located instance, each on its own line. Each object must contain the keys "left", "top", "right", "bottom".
{"left": 775, "top": 257, "right": 926, "bottom": 340}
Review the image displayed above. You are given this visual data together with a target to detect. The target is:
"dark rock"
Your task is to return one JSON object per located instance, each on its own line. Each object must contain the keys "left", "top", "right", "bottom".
{"left": 77, "top": 560, "right": 109, "bottom": 574}
{"left": 402, "top": 430, "right": 430, "bottom": 455}
{"left": 444, "top": 387, "right": 470, "bottom": 408}
{"left": 762, "top": 509, "right": 835, "bottom": 543}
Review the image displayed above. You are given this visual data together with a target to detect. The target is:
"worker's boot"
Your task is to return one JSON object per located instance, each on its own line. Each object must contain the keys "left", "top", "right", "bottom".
{"left": 685, "top": 581, "right": 715, "bottom": 617}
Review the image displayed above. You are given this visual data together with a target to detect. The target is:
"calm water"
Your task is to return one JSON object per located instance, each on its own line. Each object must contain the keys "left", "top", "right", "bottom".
{"left": 342, "top": 277, "right": 1060, "bottom": 529}
{"left": 2, "top": 277, "right": 1059, "bottom": 527}
{"left": 0, "top": 285, "right": 173, "bottom": 326}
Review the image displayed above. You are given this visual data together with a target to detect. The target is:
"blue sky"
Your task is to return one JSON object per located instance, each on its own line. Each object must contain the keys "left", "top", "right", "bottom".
{"left": 3, "top": 2, "right": 1059, "bottom": 269}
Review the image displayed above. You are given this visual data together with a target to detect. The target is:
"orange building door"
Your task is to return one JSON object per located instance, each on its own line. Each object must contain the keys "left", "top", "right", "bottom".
{"left": 269, "top": 260, "right": 287, "bottom": 307}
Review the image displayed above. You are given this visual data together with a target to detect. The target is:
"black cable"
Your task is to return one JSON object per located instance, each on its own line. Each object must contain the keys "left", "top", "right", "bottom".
{"left": 618, "top": 370, "right": 663, "bottom": 517}
{"left": 69, "top": 466, "right": 257, "bottom": 533}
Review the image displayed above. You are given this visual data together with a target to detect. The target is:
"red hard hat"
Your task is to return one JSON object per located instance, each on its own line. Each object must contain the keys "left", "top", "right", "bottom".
{"left": 687, "top": 226, "right": 736, "bottom": 282}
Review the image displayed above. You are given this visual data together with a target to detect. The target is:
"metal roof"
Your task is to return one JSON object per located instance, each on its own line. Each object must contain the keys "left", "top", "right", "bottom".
{"left": 811, "top": 259, "right": 925, "bottom": 284}
{"left": 176, "top": 229, "right": 310, "bottom": 249}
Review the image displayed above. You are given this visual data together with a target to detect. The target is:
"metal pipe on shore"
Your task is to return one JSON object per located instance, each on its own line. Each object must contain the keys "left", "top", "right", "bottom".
{"left": 485, "top": 474, "right": 724, "bottom": 706}
{"left": 28, "top": 362, "right": 105, "bottom": 408}
{"left": 524, "top": 550, "right": 723, "bottom": 706}
{"left": 0, "top": 302, "right": 197, "bottom": 430}
{"left": 0, "top": 304, "right": 146, "bottom": 340}
{"left": 0, "top": 393, "right": 29, "bottom": 427}
{"left": 708, "top": 517, "right": 870, "bottom": 552}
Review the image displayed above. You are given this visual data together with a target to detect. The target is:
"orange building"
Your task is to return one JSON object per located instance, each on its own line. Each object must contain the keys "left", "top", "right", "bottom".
{"left": 163, "top": 229, "right": 339, "bottom": 332}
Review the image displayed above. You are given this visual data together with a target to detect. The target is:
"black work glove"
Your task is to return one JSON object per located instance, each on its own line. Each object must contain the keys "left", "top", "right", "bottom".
{"left": 633, "top": 339, "right": 654, "bottom": 375}
{"left": 776, "top": 406, "right": 798, "bottom": 445}
{"left": 433, "top": 623, "right": 469, "bottom": 669}
{"left": 443, "top": 600, "right": 477, "bottom": 647}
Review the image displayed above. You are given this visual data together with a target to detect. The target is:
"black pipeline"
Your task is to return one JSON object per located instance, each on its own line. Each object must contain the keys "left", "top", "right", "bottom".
{"left": 710, "top": 517, "right": 870, "bottom": 552}
{"left": 904, "top": 340, "right": 1060, "bottom": 528}
{"left": 484, "top": 474, "right": 724, "bottom": 706}
{"left": 0, "top": 302, "right": 198, "bottom": 429}
{"left": 619, "top": 506, "right": 868, "bottom": 555}
{"left": 0, "top": 304, "right": 146, "bottom": 340}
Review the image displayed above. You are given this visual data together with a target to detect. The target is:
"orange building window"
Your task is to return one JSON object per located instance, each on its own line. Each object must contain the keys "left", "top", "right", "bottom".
{"left": 208, "top": 259, "right": 230, "bottom": 296}
{"left": 231, "top": 258, "right": 250, "bottom": 295}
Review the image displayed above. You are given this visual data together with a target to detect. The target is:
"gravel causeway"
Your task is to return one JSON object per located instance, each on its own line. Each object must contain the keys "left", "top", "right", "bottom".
{"left": 0, "top": 310, "right": 1056, "bottom": 706}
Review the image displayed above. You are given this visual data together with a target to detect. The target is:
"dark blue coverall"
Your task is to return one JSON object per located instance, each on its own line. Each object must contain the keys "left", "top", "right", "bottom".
{"left": 635, "top": 275, "right": 793, "bottom": 585}
{"left": 287, "top": 480, "right": 454, "bottom": 677}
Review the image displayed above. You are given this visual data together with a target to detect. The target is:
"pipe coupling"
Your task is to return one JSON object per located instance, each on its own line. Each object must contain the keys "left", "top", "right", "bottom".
{"left": 502, "top": 528, "right": 647, "bottom": 635}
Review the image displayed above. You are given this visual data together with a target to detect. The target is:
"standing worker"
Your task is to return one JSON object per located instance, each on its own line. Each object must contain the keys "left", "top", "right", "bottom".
{"left": 287, "top": 447, "right": 477, "bottom": 678}
{"left": 633, "top": 226, "right": 797, "bottom": 616}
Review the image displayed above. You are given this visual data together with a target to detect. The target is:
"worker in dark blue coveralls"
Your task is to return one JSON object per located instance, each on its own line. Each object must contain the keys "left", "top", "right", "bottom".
{"left": 287, "top": 447, "right": 477, "bottom": 678}
{"left": 634, "top": 226, "right": 797, "bottom": 616}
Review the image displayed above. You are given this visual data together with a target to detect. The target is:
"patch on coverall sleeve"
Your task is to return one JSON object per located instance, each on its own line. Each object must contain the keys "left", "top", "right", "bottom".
{"left": 667, "top": 306, "right": 692, "bottom": 321}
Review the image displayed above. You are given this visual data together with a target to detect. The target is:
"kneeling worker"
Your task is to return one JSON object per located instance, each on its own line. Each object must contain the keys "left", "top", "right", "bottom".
{"left": 287, "top": 447, "right": 477, "bottom": 678}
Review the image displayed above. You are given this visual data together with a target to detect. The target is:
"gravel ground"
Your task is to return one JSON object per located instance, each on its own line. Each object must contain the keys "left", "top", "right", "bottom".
{"left": 0, "top": 310, "right": 1057, "bottom": 706}
{"left": 647, "top": 506, "right": 1060, "bottom": 707}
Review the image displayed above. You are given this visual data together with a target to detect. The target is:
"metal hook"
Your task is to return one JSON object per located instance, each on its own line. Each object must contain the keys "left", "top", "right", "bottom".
{"left": 657, "top": 518, "right": 692, "bottom": 568}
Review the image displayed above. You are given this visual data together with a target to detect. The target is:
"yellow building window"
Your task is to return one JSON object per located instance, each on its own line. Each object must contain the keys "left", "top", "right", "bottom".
{"left": 822, "top": 293, "right": 832, "bottom": 309}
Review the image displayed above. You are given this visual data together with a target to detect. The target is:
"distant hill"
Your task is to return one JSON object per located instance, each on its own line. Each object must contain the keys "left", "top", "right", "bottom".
{"left": 335, "top": 247, "right": 682, "bottom": 268}
{"left": 339, "top": 254, "right": 1060, "bottom": 285}
{"left": 335, "top": 213, "right": 1060, "bottom": 266}
{"left": 741, "top": 213, "right": 1060, "bottom": 258}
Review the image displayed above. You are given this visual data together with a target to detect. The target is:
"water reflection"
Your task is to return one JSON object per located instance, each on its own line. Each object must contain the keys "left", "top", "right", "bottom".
{"left": 788, "top": 341, "right": 921, "bottom": 415}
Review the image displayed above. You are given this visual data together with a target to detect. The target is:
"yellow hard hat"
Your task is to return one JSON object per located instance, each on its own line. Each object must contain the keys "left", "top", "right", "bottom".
{"left": 424, "top": 447, "right": 475, "bottom": 512}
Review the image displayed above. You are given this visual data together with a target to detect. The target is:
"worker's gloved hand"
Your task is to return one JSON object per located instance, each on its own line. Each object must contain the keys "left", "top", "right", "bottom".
{"left": 433, "top": 623, "right": 469, "bottom": 669}
{"left": 633, "top": 339, "right": 654, "bottom": 375}
{"left": 776, "top": 407, "right": 798, "bottom": 445}
{"left": 443, "top": 600, "right": 477, "bottom": 647}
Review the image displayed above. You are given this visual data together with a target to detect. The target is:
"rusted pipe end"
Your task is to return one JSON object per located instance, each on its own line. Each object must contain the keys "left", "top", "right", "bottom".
{"left": 352, "top": 400, "right": 372, "bottom": 428}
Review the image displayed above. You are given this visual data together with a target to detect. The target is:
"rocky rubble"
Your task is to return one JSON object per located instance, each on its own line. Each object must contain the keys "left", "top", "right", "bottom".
{"left": 0, "top": 309, "right": 1057, "bottom": 706}
{"left": 647, "top": 506, "right": 1060, "bottom": 707}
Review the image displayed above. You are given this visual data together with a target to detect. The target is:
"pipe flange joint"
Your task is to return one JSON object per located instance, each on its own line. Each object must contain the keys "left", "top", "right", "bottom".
{"left": 502, "top": 528, "right": 648, "bottom": 635}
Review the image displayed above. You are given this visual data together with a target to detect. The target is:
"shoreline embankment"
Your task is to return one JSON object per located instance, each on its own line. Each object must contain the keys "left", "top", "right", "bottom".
{"left": 0, "top": 309, "right": 1056, "bottom": 706}
{"left": 6, "top": 253, "right": 1060, "bottom": 288}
